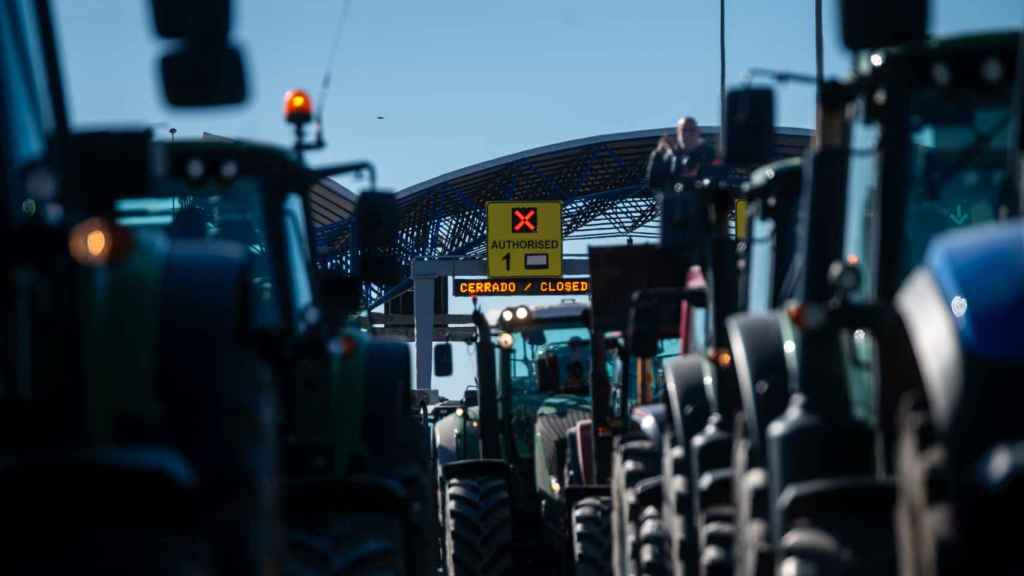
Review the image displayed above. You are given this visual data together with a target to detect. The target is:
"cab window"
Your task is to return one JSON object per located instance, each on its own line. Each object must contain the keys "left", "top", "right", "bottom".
{"left": 282, "top": 193, "right": 314, "bottom": 328}
{"left": 1, "top": 0, "right": 58, "bottom": 219}
{"left": 746, "top": 213, "right": 775, "bottom": 313}
{"left": 113, "top": 177, "right": 283, "bottom": 331}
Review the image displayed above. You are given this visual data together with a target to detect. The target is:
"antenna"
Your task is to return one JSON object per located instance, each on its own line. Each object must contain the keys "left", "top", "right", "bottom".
{"left": 312, "top": 0, "right": 355, "bottom": 148}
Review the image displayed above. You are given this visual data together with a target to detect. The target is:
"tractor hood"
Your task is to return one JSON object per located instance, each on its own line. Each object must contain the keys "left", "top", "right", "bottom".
{"left": 534, "top": 393, "right": 592, "bottom": 498}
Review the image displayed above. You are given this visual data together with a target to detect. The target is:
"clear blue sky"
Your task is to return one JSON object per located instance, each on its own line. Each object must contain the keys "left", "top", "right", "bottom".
{"left": 53, "top": 0, "right": 1023, "bottom": 400}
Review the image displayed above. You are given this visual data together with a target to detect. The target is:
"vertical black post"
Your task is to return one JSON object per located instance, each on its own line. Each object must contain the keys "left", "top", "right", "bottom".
{"left": 619, "top": 341, "right": 631, "bottom": 424}
{"left": 590, "top": 328, "right": 611, "bottom": 484}
{"left": 720, "top": 0, "right": 726, "bottom": 119}
{"left": 472, "top": 309, "right": 500, "bottom": 459}
{"left": 815, "top": 0, "right": 824, "bottom": 96}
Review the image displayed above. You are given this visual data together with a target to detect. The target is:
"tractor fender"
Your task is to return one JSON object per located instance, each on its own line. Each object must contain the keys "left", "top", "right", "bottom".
{"left": 662, "top": 355, "right": 712, "bottom": 447}
{"left": 433, "top": 410, "right": 480, "bottom": 473}
{"left": 896, "top": 220, "right": 1024, "bottom": 466}
{"left": 630, "top": 403, "right": 669, "bottom": 446}
{"left": 726, "top": 311, "right": 791, "bottom": 465}
{"left": 360, "top": 338, "right": 413, "bottom": 475}
{"left": 441, "top": 459, "right": 515, "bottom": 488}
{"left": 535, "top": 395, "right": 591, "bottom": 498}
{"left": 155, "top": 238, "right": 278, "bottom": 575}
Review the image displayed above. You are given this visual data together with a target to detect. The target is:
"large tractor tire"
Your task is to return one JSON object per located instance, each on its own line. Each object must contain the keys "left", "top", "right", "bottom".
{"left": 612, "top": 438, "right": 660, "bottom": 576}
{"left": 636, "top": 506, "right": 670, "bottom": 576}
{"left": 444, "top": 476, "right": 514, "bottom": 576}
{"left": 572, "top": 497, "right": 612, "bottom": 576}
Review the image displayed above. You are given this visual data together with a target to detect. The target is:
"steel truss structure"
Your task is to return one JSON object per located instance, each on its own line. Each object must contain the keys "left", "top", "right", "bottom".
{"left": 311, "top": 126, "right": 812, "bottom": 307}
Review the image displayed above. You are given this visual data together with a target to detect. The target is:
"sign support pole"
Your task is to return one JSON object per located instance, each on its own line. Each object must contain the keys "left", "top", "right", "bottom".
{"left": 413, "top": 270, "right": 436, "bottom": 391}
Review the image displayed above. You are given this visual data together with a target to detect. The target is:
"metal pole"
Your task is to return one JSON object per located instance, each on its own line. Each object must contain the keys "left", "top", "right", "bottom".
{"left": 720, "top": 0, "right": 726, "bottom": 117}
{"left": 815, "top": 0, "right": 824, "bottom": 95}
{"left": 413, "top": 272, "right": 436, "bottom": 390}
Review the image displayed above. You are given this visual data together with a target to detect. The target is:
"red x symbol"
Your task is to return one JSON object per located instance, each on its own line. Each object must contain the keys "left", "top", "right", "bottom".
{"left": 513, "top": 209, "right": 536, "bottom": 232}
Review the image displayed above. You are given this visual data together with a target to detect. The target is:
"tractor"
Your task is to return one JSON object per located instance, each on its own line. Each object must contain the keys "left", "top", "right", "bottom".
{"left": 1, "top": 1, "right": 435, "bottom": 573}
{"left": 432, "top": 300, "right": 597, "bottom": 575}
{"left": 1, "top": 1, "right": 282, "bottom": 573}
{"left": 719, "top": 2, "right": 1023, "bottom": 574}
{"left": 587, "top": 126, "right": 807, "bottom": 576}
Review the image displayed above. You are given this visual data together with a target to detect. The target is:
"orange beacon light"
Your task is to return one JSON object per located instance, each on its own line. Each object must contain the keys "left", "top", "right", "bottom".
{"left": 284, "top": 89, "right": 313, "bottom": 125}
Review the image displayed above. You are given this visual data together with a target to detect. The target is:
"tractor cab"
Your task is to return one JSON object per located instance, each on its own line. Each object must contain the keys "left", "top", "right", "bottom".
{"left": 493, "top": 302, "right": 592, "bottom": 465}
{"left": 535, "top": 335, "right": 593, "bottom": 396}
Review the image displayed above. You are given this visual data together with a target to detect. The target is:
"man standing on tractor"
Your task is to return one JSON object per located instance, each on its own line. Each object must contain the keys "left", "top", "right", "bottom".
{"left": 646, "top": 116, "right": 717, "bottom": 194}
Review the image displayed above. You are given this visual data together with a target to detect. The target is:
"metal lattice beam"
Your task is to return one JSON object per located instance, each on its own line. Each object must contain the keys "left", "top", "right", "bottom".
{"left": 310, "top": 126, "right": 813, "bottom": 307}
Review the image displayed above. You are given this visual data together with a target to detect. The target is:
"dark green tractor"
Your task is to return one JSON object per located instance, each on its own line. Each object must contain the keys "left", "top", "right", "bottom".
{"left": 433, "top": 301, "right": 596, "bottom": 575}
{"left": 1, "top": 1, "right": 281, "bottom": 573}
{"left": 2, "top": 3, "right": 434, "bottom": 571}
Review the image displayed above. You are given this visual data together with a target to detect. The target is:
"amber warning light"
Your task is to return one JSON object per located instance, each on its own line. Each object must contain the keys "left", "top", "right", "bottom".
{"left": 454, "top": 277, "right": 590, "bottom": 297}
{"left": 284, "top": 89, "right": 313, "bottom": 124}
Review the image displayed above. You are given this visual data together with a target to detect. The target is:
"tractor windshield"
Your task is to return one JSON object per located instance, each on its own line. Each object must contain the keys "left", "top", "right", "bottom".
{"left": 845, "top": 87, "right": 1018, "bottom": 305}
{"left": 652, "top": 337, "right": 682, "bottom": 400}
{"left": 1, "top": 0, "right": 59, "bottom": 226}
{"left": 609, "top": 337, "right": 682, "bottom": 415}
{"left": 900, "top": 96, "right": 1017, "bottom": 278}
{"left": 502, "top": 322, "right": 591, "bottom": 395}
{"left": 113, "top": 177, "right": 282, "bottom": 329}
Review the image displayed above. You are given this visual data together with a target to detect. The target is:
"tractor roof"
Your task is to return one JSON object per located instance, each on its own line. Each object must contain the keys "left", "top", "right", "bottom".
{"left": 489, "top": 301, "right": 589, "bottom": 327}
{"left": 530, "top": 301, "right": 590, "bottom": 322}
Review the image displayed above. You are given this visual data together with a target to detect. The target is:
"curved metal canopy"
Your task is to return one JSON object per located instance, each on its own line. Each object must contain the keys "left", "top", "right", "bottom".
{"left": 310, "top": 126, "right": 813, "bottom": 304}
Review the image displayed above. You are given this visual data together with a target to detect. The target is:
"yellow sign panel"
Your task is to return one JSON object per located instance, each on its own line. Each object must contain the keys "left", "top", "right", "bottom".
{"left": 486, "top": 201, "right": 563, "bottom": 278}
{"left": 735, "top": 199, "right": 749, "bottom": 239}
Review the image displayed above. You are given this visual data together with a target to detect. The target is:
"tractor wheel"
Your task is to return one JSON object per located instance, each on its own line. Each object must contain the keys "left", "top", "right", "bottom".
{"left": 445, "top": 476, "right": 514, "bottom": 576}
{"left": 572, "top": 497, "right": 612, "bottom": 576}
{"left": 284, "top": 513, "right": 405, "bottom": 575}
{"left": 637, "top": 506, "right": 670, "bottom": 576}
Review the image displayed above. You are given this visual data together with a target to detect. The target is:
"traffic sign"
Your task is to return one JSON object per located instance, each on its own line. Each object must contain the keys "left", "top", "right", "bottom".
{"left": 487, "top": 200, "right": 563, "bottom": 277}
{"left": 453, "top": 277, "right": 590, "bottom": 297}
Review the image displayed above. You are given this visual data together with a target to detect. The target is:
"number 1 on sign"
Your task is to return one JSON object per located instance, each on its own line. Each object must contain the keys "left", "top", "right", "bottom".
{"left": 502, "top": 252, "right": 510, "bottom": 271}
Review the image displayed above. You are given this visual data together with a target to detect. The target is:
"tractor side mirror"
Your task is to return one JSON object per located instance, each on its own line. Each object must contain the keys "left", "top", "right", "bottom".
{"left": 627, "top": 287, "right": 707, "bottom": 358}
{"left": 840, "top": 0, "right": 927, "bottom": 50}
{"left": 352, "top": 191, "right": 402, "bottom": 285}
{"left": 161, "top": 47, "right": 246, "bottom": 107}
{"left": 723, "top": 87, "right": 775, "bottom": 166}
{"left": 318, "top": 269, "right": 362, "bottom": 327}
{"left": 628, "top": 292, "right": 660, "bottom": 359}
{"left": 463, "top": 386, "right": 479, "bottom": 407}
{"left": 150, "top": 0, "right": 247, "bottom": 106}
{"left": 150, "top": 0, "right": 229, "bottom": 38}
{"left": 434, "top": 343, "right": 453, "bottom": 377}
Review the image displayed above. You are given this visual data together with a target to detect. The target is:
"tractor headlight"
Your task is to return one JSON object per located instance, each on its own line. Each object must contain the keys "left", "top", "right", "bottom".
{"left": 498, "top": 332, "right": 514, "bottom": 350}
